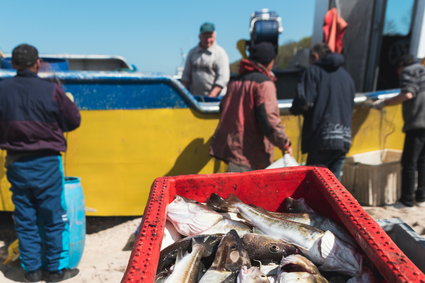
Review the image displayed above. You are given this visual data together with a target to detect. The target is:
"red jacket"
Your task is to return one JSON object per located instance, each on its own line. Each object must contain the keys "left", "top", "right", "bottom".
{"left": 210, "top": 59, "right": 290, "bottom": 169}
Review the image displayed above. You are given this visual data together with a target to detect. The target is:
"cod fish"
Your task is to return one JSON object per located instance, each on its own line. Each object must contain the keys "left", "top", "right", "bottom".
{"left": 199, "top": 229, "right": 251, "bottom": 283}
{"left": 237, "top": 266, "right": 270, "bottom": 283}
{"left": 167, "top": 195, "right": 223, "bottom": 236}
{"left": 210, "top": 194, "right": 363, "bottom": 276}
{"left": 277, "top": 254, "right": 328, "bottom": 283}
{"left": 211, "top": 194, "right": 354, "bottom": 245}
{"left": 281, "top": 197, "right": 355, "bottom": 245}
{"left": 164, "top": 236, "right": 217, "bottom": 283}
{"left": 157, "top": 234, "right": 223, "bottom": 274}
{"left": 241, "top": 233, "right": 300, "bottom": 264}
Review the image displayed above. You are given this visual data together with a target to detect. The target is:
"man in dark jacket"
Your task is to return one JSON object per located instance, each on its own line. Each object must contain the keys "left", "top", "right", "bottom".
{"left": 210, "top": 42, "right": 291, "bottom": 172}
{"left": 290, "top": 43, "right": 355, "bottom": 179}
{"left": 0, "top": 44, "right": 81, "bottom": 282}
{"left": 372, "top": 54, "right": 425, "bottom": 207}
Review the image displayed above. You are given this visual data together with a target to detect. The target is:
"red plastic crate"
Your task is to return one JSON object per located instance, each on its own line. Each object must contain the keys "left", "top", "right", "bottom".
{"left": 121, "top": 166, "right": 425, "bottom": 283}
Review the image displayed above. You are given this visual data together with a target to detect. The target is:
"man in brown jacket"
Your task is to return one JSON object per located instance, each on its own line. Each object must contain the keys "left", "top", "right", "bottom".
{"left": 210, "top": 42, "right": 291, "bottom": 172}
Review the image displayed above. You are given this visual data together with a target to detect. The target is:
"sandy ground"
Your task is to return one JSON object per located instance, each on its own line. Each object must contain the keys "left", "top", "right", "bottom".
{"left": 0, "top": 203, "right": 424, "bottom": 283}
{"left": 0, "top": 214, "right": 142, "bottom": 283}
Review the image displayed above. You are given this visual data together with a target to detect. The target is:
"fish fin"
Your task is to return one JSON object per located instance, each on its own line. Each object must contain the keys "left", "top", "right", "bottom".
{"left": 226, "top": 194, "right": 243, "bottom": 203}
{"left": 252, "top": 259, "right": 263, "bottom": 268}
{"left": 228, "top": 229, "right": 240, "bottom": 238}
{"left": 175, "top": 249, "right": 185, "bottom": 264}
{"left": 319, "top": 230, "right": 336, "bottom": 259}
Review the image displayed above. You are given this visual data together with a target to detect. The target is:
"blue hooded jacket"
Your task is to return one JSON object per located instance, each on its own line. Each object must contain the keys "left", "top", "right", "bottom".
{"left": 290, "top": 53, "right": 355, "bottom": 153}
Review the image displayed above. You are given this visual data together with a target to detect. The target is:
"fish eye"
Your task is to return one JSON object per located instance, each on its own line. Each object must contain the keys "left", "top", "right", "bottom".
{"left": 269, "top": 245, "right": 280, "bottom": 253}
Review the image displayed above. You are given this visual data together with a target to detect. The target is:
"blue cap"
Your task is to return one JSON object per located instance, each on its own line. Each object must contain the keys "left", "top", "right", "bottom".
{"left": 200, "top": 22, "right": 215, "bottom": 33}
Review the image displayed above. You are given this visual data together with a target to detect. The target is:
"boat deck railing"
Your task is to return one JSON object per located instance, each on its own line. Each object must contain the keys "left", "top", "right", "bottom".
{"left": 0, "top": 68, "right": 400, "bottom": 114}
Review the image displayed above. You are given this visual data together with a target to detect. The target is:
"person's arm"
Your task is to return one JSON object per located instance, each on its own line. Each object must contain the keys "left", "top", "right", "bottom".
{"left": 208, "top": 85, "right": 223, "bottom": 97}
{"left": 254, "top": 81, "right": 291, "bottom": 152}
{"left": 181, "top": 51, "right": 192, "bottom": 89}
{"left": 290, "top": 67, "right": 318, "bottom": 115}
{"left": 210, "top": 48, "right": 230, "bottom": 97}
{"left": 372, "top": 92, "right": 413, "bottom": 109}
{"left": 372, "top": 67, "right": 418, "bottom": 109}
{"left": 53, "top": 84, "right": 81, "bottom": 132}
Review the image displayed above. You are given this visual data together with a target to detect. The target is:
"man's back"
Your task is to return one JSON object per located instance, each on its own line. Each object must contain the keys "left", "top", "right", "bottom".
{"left": 292, "top": 53, "right": 355, "bottom": 153}
{"left": 210, "top": 58, "right": 289, "bottom": 170}
{"left": 0, "top": 70, "right": 80, "bottom": 153}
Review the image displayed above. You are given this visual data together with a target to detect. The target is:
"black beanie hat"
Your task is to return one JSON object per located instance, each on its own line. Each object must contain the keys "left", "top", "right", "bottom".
{"left": 12, "top": 43, "right": 39, "bottom": 67}
{"left": 249, "top": 42, "right": 276, "bottom": 66}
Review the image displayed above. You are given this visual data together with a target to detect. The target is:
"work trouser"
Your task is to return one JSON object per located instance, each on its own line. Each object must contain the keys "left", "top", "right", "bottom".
{"left": 7, "top": 155, "right": 70, "bottom": 272}
{"left": 401, "top": 129, "right": 425, "bottom": 203}
{"left": 306, "top": 149, "right": 346, "bottom": 180}
{"left": 227, "top": 162, "right": 252, "bottom": 173}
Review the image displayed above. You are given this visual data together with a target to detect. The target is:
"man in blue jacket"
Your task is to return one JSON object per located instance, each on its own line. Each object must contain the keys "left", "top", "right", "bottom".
{"left": 290, "top": 43, "right": 355, "bottom": 179}
{"left": 0, "top": 44, "right": 81, "bottom": 282}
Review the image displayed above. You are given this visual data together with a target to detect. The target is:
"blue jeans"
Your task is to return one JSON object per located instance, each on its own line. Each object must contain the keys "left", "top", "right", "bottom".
{"left": 401, "top": 129, "right": 425, "bottom": 203}
{"left": 7, "top": 155, "right": 70, "bottom": 272}
{"left": 306, "top": 150, "right": 346, "bottom": 180}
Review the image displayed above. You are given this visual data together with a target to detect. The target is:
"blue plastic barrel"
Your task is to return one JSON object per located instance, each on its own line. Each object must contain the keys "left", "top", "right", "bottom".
{"left": 64, "top": 177, "right": 86, "bottom": 268}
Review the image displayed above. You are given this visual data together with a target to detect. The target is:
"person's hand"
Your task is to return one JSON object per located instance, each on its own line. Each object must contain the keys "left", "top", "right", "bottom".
{"left": 65, "top": 92, "right": 74, "bottom": 102}
{"left": 283, "top": 145, "right": 293, "bottom": 156}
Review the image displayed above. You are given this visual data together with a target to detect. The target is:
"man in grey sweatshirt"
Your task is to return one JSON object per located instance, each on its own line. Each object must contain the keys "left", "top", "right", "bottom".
{"left": 372, "top": 54, "right": 425, "bottom": 207}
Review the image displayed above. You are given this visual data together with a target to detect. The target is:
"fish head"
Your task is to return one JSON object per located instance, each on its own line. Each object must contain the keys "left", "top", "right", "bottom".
{"left": 277, "top": 255, "right": 328, "bottom": 283}
{"left": 242, "top": 233, "right": 301, "bottom": 264}
{"left": 237, "top": 266, "right": 270, "bottom": 283}
{"left": 318, "top": 231, "right": 363, "bottom": 276}
{"left": 279, "top": 254, "right": 320, "bottom": 274}
{"left": 167, "top": 195, "right": 223, "bottom": 236}
{"left": 211, "top": 229, "right": 251, "bottom": 272}
{"left": 282, "top": 197, "right": 315, "bottom": 214}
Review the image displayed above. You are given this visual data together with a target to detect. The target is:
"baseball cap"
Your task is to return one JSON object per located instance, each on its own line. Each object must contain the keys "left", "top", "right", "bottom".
{"left": 12, "top": 43, "right": 39, "bottom": 67}
{"left": 200, "top": 22, "right": 215, "bottom": 33}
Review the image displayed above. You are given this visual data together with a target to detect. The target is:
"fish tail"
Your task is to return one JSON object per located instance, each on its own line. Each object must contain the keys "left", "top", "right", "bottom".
{"left": 206, "top": 193, "right": 240, "bottom": 212}
{"left": 206, "top": 193, "right": 227, "bottom": 211}
{"left": 192, "top": 236, "right": 218, "bottom": 257}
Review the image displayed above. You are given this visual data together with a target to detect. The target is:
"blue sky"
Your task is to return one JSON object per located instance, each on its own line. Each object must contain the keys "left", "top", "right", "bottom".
{"left": 0, "top": 1, "right": 315, "bottom": 74}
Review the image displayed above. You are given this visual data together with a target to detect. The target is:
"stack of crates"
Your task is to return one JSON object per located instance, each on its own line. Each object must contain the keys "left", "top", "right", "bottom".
{"left": 342, "top": 149, "right": 402, "bottom": 206}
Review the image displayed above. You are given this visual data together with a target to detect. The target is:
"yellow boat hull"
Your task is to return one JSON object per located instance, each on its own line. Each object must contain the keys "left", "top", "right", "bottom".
{"left": 0, "top": 104, "right": 404, "bottom": 215}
